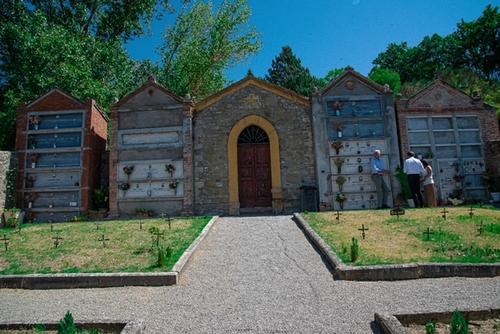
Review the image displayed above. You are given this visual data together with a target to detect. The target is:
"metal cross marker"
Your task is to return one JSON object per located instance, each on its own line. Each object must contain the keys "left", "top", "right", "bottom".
{"left": 477, "top": 220, "right": 484, "bottom": 236}
{"left": 1, "top": 234, "right": 9, "bottom": 251}
{"left": 469, "top": 206, "right": 474, "bottom": 219}
{"left": 139, "top": 220, "right": 143, "bottom": 230}
{"left": 98, "top": 234, "right": 110, "bottom": 248}
{"left": 423, "top": 227, "right": 434, "bottom": 241}
{"left": 160, "top": 213, "right": 172, "bottom": 230}
{"left": 358, "top": 224, "right": 369, "bottom": 239}
{"left": 49, "top": 219, "right": 54, "bottom": 232}
{"left": 441, "top": 207, "right": 448, "bottom": 220}
{"left": 151, "top": 229, "right": 165, "bottom": 248}
{"left": 96, "top": 221, "right": 100, "bottom": 230}
{"left": 52, "top": 235, "right": 63, "bottom": 248}
{"left": 390, "top": 205, "right": 405, "bottom": 220}
{"left": 335, "top": 210, "right": 342, "bottom": 222}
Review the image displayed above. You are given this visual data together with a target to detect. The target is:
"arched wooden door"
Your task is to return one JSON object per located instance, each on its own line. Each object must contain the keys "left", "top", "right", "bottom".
{"left": 237, "top": 126, "right": 272, "bottom": 208}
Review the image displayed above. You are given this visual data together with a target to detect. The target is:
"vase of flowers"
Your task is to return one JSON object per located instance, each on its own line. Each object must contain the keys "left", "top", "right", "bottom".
{"left": 119, "top": 183, "right": 130, "bottom": 195}
{"left": 165, "top": 164, "right": 176, "bottom": 178}
{"left": 169, "top": 180, "right": 179, "bottom": 195}
{"left": 331, "top": 141, "right": 343, "bottom": 155}
{"left": 29, "top": 115, "right": 40, "bottom": 130}
{"left": 334, "top": 157, "right": 345, "bottom": 174}
{"left": 123, "top": 165, "right": 134, "bottom": 176}
{"left": 335, "top": 176, "right": 346, "bottom": 192}
{"left": 335, "top": 193, "right": 347, "bottom": 210}
{"left": 336, "top": 122, "right": 343, "bottom": 138}
{"left": 332, "top": 101, "right": 342, "bottom": 117}
{"left": 29, "top": 154, "right": 39, "bottom": 168}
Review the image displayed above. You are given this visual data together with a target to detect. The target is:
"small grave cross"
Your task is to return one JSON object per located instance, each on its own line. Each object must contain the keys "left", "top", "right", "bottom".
{"left": 1, "top": 234, "right": 9, "bottom": 251}
{"left": 469, "top": 206, "right": 474, "bottom": 219}
{"left": 98, "top": 234, "right": 110, "bottom": 248}
{"left": 441, "top": 207, "right": 448, "bottom": 220}
{"left": 335, "top": 210, "right": 341, "bottom": 222}
{"left": 139, "top": 220, "right": 143, "bottom": 230}
{"left": 423, "top": 227, "right": 434, "bottom": 241}
{"left": 160, "top": 213, "right": 172, "bottom": 230}
{"left": 151, "top": 229, "right": 165, "bottom": 248}
{"left": 49, "top": 219, "right": 54, "bottom": 232}
{"left": 96, "top": 221, "right": 101, "bottom": 230}
{"left": 390, "top": 205, "right": 405, "bottom": 220}
{"left": 358, "top": 224, "right": 369, "bottom": 239}
{"left": 477, "top": 220, "right": 484, "bottom": 236}
{"left": 52, "top": 235, "right": 63, "bottom": 248}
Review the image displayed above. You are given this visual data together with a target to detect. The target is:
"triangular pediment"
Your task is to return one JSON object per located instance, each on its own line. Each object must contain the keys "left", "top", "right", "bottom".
{"left": 195, "top": 76, "right": 309, "bottom": 111}
{"left": 407, "top": 80, "right": 476, "bottom": 109}
{"left": 321, "top": 69, "right": 390, "bottom": 97}
{"left": 115, "top": 79, "right": 186, "bottom": 108}
{"left": 26, "top": 89, "right": 84, "bottom": 111}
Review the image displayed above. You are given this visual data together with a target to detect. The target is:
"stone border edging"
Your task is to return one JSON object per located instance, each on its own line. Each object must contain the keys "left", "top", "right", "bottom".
{"left": 0, "top": 216, "right": 219, "bottom": 289}
{"left": 0, "top": 319, "right": 145, "bottom": 334}
{"left": 293, "top": 213, "right": 500, "bottom": 281}
{"left": 374, "top": 308, "right": 500, "bottom": 334}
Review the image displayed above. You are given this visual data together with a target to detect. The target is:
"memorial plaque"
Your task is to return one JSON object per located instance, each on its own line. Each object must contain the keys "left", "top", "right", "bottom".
{"left": 119, "top": 181, "right": 184, "bottom": 199}
{"left": 436, "top": 159, "right": 459, "bottom": 199}
{"left": 33, "top": 191, "right": 79, "bottom": 208}
{"left": 122, "top": 131, "right": 179, "bottom": 146}
{"left": 29, "top": 112, "right": 83, "bottom": 131}
{"left": 33, "top": 152, "right": 81, "bottom": 168}
{"left": 29, "top": 171, "right": 80, "bottom": 188}
{"left": 118, "top": 160, "right": 183, "bottom": 181}
{"left": 329, "top": 139, "right": 387, "bottom": 157}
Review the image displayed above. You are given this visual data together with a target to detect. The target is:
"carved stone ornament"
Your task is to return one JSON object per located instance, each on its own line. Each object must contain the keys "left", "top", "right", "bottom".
{"left": 345, "top": 80, "right": 355, "bottom": 90}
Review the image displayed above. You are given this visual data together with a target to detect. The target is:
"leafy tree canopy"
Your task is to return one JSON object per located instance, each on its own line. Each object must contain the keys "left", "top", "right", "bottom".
{"left": 265, "top": 46, "right": 318, "bottom": 96}
{"left": 317, "top": 67, "right": 350, "bottom": 89}
{"left": 369, "top": 68, "right": 401, "bottom": 95}
{"left": 159, "top": 0, "right": 261, "bottom": 99}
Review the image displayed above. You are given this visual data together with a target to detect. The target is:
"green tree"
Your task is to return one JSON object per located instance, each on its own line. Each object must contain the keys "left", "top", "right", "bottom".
{"left": 317, "top": 67, "right": 349, "bottom": 89}
{"left": 159, "top": 0, "right": 261, "bottom": 99}
{"left": 265, "top": 45, "right": 318, "bottom": 96}
{"left": 372, "top": 42, "right": 414, "bottom": 82}
{"left": 369, "top": 68, "right": 401, "bottom": 95}
{"left": 455, "top": 5, "right": 500, "bottom": 80}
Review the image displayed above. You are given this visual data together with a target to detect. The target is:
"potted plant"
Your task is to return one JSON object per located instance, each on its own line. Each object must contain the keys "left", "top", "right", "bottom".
{"left": 395, "top": 166, "right": 414, "bottom": 207}
{"left": 482, "top": 171, "right": 500, "bottom": 202}
{"left": 25, "top": 193, "right": 38, "bottom": 209}
{"left": 3, "top": 208, "right": 22, "bottom": 228}
{"left": 89, "top": 187, "right": 109, "bottom": 219}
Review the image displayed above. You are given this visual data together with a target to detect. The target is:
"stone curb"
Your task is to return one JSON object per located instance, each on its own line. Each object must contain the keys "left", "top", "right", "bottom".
{"left": 172, "top": 215, "right": 219, "bottom": 273}
{"left": 0, "top": 216, "right": 219, "bottom": 289}
{"left": 374, "top": 308, "right": 500, "bottom": 334}
{"left": 293, "top": 213, "right": 500, "bottom": 281}
{"left": 0, "top": 319, "right": 145, "bottom": 334}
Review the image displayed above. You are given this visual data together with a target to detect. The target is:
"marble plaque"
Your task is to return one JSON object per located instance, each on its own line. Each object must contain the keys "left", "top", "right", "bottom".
{"left": 121, "top": 131, "right": 179, "bottom": 145}
{"left": 30, "top": 171, "right": 80, "bottom": 188}
{"left": 330, "top": 156, "right": 389, "bottom": 175}
{"left": 119, "top": 181, "right": 184, "bottom": 199}
{"left": 329, "top": 139, "right": 387, "bottom": 157}
{"left": 32, "top": 191, "right": 79, "bottom": 208}
{"left": 118, "top": 160, "right": 183, "bottom": 181}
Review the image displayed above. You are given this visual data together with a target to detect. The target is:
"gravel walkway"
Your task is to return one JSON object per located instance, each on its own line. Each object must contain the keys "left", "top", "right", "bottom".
{"left": 0, "top": 216, "right": 499, "bottom": 333}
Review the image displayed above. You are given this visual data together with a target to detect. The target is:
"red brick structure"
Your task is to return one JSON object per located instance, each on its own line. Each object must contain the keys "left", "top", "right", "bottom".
{"left": 396, "top": 80, "right": 499, "bottom": 203}
{"left": 16, "top": 89, "right": 108, "bottom": 222}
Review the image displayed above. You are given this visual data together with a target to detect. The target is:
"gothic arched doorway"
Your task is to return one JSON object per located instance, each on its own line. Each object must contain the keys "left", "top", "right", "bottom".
{"left": 237, "top": 125, "right": 272, "bottom": 208}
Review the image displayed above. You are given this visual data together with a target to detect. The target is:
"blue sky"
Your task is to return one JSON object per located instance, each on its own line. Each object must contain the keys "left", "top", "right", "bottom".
{"left": 126, "top": 0, "right": 499, "bottom": 83}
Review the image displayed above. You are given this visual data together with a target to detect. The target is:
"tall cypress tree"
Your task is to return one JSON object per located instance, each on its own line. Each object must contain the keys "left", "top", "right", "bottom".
{"left": 265, "top": 46, "right": 317, "bottom": 96}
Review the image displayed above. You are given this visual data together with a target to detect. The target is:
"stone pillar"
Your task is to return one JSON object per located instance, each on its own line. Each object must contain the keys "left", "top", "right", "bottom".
{"left": 108, "top": 108, "right": 119, "bottom": 218}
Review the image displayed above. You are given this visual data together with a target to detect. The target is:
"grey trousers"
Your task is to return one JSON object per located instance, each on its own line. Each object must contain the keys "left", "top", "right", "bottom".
{"left": 371, "top": 174, "right": 389, "bottom": 208}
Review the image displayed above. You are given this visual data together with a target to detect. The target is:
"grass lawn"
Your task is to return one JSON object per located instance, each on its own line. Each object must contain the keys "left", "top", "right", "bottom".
{"left": 0, "top": 216, "right": 211, "bottom": 275}
{"left": 303, "top": 206, "right": 500, "bottom": 266}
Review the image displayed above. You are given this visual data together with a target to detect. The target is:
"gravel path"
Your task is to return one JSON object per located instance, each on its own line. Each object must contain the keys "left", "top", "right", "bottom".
{"left": 0, "top": 216, "right": 499, "bottom": 333}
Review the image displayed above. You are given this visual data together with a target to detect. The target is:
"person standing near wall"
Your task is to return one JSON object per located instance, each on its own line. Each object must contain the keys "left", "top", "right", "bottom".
{"left": 371, "top": 150, "right": 390, "bottom": 209}
{"left": 420, "top": 159, "right": 437, "bottom": 207}
{"left": 404, "top": 151, "right": 425, "bottom": 208}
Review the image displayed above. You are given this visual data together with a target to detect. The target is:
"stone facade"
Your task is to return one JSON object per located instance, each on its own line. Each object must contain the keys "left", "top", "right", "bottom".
{"left": 312, "top": 69, "right": 401, "bottom": 210}
{"left": 15, "top": 89, "right": 108, "bottom": 222}
{"left": 109, "top": 78, "right": 194, "bottom": 217}
{"left": 193, "top": 77, "right": 316, "bottom": 215}
{"left": 396, "top": 80, "right": 500, "bottom": 202}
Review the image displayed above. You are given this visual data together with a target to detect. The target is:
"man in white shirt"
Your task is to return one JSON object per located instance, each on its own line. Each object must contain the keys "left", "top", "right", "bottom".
{"left": 404, "top": 151, "right": 425, "bottom": 208}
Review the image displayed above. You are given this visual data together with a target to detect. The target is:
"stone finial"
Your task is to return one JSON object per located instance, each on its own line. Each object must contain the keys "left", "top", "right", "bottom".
{"left": 148, "top": 75, "right": 157, "bottom": 83}
{"left": 246, "top": 69, "right": 255, "bottom": 77}
{"left": 383, "top": 84, "right": 390, "bottom": 93}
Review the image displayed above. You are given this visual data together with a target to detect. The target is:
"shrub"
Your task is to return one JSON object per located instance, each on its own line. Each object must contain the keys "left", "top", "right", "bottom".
{"left": 91, "top": 187, "right": 108, "bottom": 210}
{"left": 58, "top": 311, "right": 77, "bottom": 334}
{"left": 450, "top": 310, "right": 468, "bottom": 334}
{"left": 350, "top": 237, "right": 359, "bottom": 262}
{"left": 4, "top": 208, "right": 21, "bottom": 228}
{"left": 157, "top": 246, "right": 172, "bottom": 267}
{"left": 395, "top": 167, "right": 412, "bottom": 200}
{"left": 425, "top": 321, "right": 436, "bottom": 334}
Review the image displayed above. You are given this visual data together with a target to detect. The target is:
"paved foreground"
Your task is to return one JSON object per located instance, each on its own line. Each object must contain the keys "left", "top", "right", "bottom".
{"left": 0, "top": 216, "right": 499, "bottom": 333}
